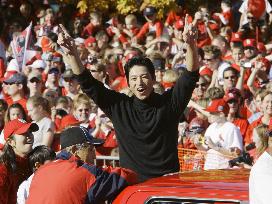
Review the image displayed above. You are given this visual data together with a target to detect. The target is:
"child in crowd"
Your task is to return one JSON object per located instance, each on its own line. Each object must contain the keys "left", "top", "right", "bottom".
{"left": 17, "top": 145, "right": 56, "bottom": 204}
{"left": 26, "top": 96, "right": 55, "bottom": 148}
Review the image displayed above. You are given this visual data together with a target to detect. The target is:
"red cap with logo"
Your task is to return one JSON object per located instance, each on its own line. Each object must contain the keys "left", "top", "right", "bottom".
{"left": 230, "top": 32, "right": 242, "bottom": 43}
{"left": 223, "top": 88, "right": 241, "bottom": 102}
{"left": 4, "top": 119, "right": 39, "bottom": 141}
{"left": 243, "top": 39, "right": 256, "bottom": 48}
{"left": 205, "top": 99, "right": 229, "bottom": 114}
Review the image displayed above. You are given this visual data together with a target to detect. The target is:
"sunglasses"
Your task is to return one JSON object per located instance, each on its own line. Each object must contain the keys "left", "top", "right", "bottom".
{"left": 90, "top": 69, "right": 100, "bottom": 73}
{"left": 227, "top": 99, "right": 238, "bottom": 104}
{"left": 204, "top": 58, "right": 215, "bottom": 62}
{"left": 195, "top": 83, "right": 207, "bottom": 88}
{"left": 48, "top": 69, "right": 60, "bottom": 75}
{"left": 224, "top": 76, "right": 237, "bottom": 80}
{"left": 4, "top": 82, "right": 18, "bottom": 85}
{"left": 29, "top": 78, "right": 41, "bottom": 83}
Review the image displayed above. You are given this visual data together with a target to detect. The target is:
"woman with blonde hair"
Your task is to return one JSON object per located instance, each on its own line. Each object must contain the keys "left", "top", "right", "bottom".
{"left": 26, "top": 96, "right": 55, "bottom": 148}
{"left": 253, "top": 124, "right": 269, "bottom": 158}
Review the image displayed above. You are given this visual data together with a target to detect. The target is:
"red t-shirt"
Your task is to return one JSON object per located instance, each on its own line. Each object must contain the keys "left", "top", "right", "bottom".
{"left": 233, "top": 118, "right": 249, "bottom": 143}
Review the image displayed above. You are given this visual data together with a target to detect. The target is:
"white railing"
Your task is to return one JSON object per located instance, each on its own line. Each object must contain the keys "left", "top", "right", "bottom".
{"left": 95, "top": 156, "right": 120, "bottom": 167}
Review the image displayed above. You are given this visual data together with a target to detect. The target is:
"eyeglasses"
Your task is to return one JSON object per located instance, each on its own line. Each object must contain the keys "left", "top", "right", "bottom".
{"left": 195, "top": 83, "right": 207, "bottom": 88}
{"left": 29, "top": 78, "right": 41, "bottom": 83}
{"left": 224, "top": 76, "right": 237, "bottom": 80}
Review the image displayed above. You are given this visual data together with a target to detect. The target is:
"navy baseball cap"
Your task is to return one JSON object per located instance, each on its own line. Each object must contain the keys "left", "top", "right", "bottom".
{"left": 4, "top": 73, "right": 26, "bottom": 84}
{"left": 143, "top": 6, "right": 156, "bottom": 16}
{"left": 60, "top": 126, "right": 104, "bottom": 149}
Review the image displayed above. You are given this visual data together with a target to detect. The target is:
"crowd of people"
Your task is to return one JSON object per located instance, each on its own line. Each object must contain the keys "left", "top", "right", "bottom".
{"left": 0, "top": 0, "right": 272, "bottom": 203}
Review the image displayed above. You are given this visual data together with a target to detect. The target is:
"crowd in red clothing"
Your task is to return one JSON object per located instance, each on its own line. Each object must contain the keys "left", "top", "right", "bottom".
{"left": 0, "top": 0, "right": 272, "bottom": 203}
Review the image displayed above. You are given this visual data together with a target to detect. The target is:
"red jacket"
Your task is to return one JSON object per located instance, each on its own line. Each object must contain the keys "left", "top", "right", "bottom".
{"left": 0, "top": 156, "right": 31, "bottom": 204}
{"left": 27, "top": 151, "right": 137, "bottom": 204}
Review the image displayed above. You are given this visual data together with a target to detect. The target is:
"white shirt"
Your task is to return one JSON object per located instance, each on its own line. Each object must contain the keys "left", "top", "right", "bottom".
{"left": 32, "top": 117, "right": 55, "bottom": 148}
{"left": 204, "top": 122, "right": 243, "bottom": 170}
{"left": 17, "top": 174, "right": 34, "bottom": 204}
{"left": 249, "top": 151, "right": 272, "bottom": 204}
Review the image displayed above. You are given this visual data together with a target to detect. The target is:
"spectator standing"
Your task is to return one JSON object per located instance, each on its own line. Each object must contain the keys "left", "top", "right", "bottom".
{"left": 197, "top": 99, "right": 243, "bottom": 170}
{"left": 26, "top": 96, "right": 55, "bottom": 148}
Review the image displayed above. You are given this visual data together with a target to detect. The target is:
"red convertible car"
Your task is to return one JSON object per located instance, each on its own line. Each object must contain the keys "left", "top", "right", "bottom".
{"left": 113, "top": 169, "right": 249, "bottom": 204}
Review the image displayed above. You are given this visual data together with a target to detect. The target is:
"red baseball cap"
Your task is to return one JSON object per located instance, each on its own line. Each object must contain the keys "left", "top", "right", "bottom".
{"left": 174, "top": 20, "right": 184, "bottom": 30}
{"left": 230, "top": 32, "right": 242, "bottom": 43}
{"left": 223, "top": 88, "right": 241, "bottom": 102}
{"left": 4, "top": 119, "right": 39, "bottom": 141}
{"left": 84, "top": 37, "right": 96, "bottom": 47}
{"left": 125, "top": 51, "right": 139, "bottom": 62}
{"left": 243, "top": 39, "right": 256, "bottom": 48}
{"left": 199, "top": 67, "right": 213, "bottom": 77}
{"left": 205, "top": 99, "right": 229, "bottom": 114}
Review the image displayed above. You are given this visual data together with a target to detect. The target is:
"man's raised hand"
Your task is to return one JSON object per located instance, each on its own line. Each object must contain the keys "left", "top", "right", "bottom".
{"left": 182, "top": 14, "right": 198, "bottom": 45}
{"left": 57, "top": 24, "right": 77, "bottom": 56}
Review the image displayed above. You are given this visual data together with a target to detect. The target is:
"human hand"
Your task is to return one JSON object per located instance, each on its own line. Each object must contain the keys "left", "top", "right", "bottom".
{"left": 57, "top": 24, "right": 77, "bottom": 56}
{"left": 194, "top": 12, "right": 202, "bottom": 21}
{"left": 183, "top": 14, "right": 197, "bottom": 44}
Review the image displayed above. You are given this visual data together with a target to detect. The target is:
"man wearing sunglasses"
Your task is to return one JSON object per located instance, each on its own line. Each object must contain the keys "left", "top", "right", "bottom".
{"left": 61, "top": 69, "right": 79, "bottom": 100}
{"left": 4, "top": 73, "right": 28, "bottom": 112}
{"left": 27, "top": 71, "right": 43, "bottom": 97}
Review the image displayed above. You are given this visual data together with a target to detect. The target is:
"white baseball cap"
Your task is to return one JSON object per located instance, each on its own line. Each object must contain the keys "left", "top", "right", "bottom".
{"left": 7, "top": 59, "right": 19, "bottom": 72}
{"left": 30, "top": 60, "right": 46, "bottom": 69}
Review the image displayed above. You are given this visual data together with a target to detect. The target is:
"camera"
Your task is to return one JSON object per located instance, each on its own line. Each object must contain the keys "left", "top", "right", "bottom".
{"left": 228, "top": 152, "right": 253, "bottom": 167}
{"left": 228, "top": 143, "right": 255, "bottom": 167}
{"left": 56, "top": 109, "right": 68, "bottom": 117}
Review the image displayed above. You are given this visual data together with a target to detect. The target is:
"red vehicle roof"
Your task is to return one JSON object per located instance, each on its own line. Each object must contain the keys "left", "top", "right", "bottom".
{"left": 113, "top": 169, "right": 250, "bottom": 204}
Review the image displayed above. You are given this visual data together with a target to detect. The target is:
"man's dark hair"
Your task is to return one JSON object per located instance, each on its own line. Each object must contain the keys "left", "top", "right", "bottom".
{"left": 124, "top": 56, "right": 155, "bottom": 83}
{"left": 223, "top": 66, "right": 239, "bottom": 78}
{"left": 28, "top": 145, "right": 56, "bottom": 172}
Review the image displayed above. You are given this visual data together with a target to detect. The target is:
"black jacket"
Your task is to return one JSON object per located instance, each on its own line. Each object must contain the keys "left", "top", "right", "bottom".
{"left": 77, "top": 69, "right": 199, "bottom": 181}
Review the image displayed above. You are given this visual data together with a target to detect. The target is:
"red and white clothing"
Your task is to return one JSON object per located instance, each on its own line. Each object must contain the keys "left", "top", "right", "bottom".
{"left": 204, "top": 121, "right": 243, "bottom": 170}
{"left": 136, "top": 20, "right": 164, "bottom": 40}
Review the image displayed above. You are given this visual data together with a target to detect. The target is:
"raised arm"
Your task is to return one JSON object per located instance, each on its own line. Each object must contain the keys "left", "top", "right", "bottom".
{"left": 57, "top": 24, "right": 85, "bottom": 75}
{"left": 183, "top": 15, "right": 199, "bottom": 72}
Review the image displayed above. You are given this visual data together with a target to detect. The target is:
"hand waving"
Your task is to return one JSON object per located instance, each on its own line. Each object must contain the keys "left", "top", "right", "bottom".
{"left": 57, "top": 24, "right": 77, "bottom": 56}
{"left": 182, "top": 14, "right": 198, "bottom": 45}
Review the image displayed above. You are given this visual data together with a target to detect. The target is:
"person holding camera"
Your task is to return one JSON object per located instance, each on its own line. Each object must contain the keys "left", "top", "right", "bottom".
{"left": 194, "top": 98, "right": 243, "bottom": 170}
